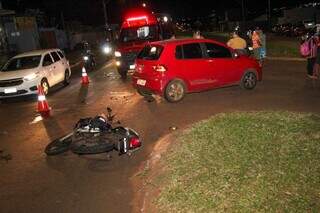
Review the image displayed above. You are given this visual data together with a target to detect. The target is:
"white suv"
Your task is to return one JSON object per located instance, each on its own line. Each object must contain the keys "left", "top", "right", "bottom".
{"left": 0, "top": 49, "right": 71, "bottom": 98}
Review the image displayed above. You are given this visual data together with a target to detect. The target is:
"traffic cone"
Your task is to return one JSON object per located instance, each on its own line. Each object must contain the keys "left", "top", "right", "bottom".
{"left": 37, "top": 84, "right": 51, "bottom": 117}
{"left": 81, "top": 67, "right": 89, "bottom": 84}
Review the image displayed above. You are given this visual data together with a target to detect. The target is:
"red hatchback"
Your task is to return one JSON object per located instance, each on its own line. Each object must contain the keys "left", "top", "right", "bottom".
{"left": 132, "top": 39, "right": 262, "bottom": 102}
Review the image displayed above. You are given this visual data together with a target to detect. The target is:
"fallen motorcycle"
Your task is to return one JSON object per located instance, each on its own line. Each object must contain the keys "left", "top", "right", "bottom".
{"left": 45, "top": 108, "right": 141, "bottom": 156}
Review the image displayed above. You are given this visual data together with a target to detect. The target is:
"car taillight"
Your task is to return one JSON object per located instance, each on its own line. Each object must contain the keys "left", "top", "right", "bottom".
{"left": 129, "top": 137, "right": 141, "bottom": 149}
{"left": 152, "top": 65, "right": 167, "bottom": 72}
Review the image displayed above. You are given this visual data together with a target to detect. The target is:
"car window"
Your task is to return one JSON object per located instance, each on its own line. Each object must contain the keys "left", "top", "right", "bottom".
{"left": 42, "top": 54, "right": 53, "bottom": 67}
{"left": 2, "top": 55, "right": 41, "bottom": 72}
{"left": 182, "top": 43, "right": 203, "bottom": 59}
{"left": 137, "top": 45, "right": 164, "bottom": 60}
{"left": 205, "top": 43, "right": 232, "bottom": 58}
{"left": 51, "top": 52, "right": 61, "bottom": 62}
{"left": 175, "top": 45, "right": 183, "bottom": 59}
{"left": 57, "top": 51, "right": 65, "bottom": 59}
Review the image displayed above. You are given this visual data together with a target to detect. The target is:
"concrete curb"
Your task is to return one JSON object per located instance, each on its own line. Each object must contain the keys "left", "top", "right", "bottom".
{"left": 266, "top": 56, "right": 305, "bottom": 62}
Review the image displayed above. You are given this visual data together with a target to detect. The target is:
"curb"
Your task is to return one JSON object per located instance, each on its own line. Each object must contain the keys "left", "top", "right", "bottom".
{"left": 266, "top": 56, "right": 305, "bottom": 62}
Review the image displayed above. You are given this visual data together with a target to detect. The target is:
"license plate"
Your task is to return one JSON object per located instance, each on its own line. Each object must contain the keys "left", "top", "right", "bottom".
{"left": 137, "top": 79, "right": 146, "bottom": 86}
{"left": 4, "top": 88, "right": 17, "bottom": 94}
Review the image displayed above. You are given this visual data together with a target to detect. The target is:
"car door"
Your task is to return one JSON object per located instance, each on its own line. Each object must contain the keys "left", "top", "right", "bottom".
{"left": 50, "top": 51, "right": 65, "bottom": 82}
{"left": 204, "top": 42, "right": 236, "bottom": 86}
{"left": 178, "top": 42, "right": 211, "bottom": 91}
{"left": 42, "top": 53, "right": 56, "bottom": 86}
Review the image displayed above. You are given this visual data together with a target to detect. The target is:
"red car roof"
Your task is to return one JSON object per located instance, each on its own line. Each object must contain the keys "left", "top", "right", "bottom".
{"left": 150, "top": 38, "right": 229, "bottom": 48}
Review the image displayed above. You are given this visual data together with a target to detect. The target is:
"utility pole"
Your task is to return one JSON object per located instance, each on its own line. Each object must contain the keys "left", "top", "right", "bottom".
{"left": 268, "top": 0, "right": 271, "bottom": 29}
{"left": 102, "top": 0, "right": 108, "bottom": 29}
{"left": 241, "top": 0, "right": 245, "bottom": 22}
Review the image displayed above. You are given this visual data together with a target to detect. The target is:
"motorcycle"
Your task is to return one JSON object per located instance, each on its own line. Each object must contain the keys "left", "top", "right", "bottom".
{"left": 83, "top": 51, "right": 96, "bottom": 69}
{"left": 45, "top": 107, "right": 142, "bottom": 157}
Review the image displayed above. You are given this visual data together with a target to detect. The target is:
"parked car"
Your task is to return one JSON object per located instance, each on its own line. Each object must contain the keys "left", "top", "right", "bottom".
{"left": 132, "top": 39, "right": 262, "bottom": 102}
{"left": 0, "top": 49, "right": 71, "bottom": 98}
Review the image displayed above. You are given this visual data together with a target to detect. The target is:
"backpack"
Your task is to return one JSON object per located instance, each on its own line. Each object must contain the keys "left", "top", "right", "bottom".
{"left": 300, "top": 40, "right": 311, "bottom": 57}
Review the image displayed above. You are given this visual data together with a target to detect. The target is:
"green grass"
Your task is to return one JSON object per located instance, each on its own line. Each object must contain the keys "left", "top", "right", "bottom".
{"left": 156, "top": 112, "right": 320, "bottom": 212}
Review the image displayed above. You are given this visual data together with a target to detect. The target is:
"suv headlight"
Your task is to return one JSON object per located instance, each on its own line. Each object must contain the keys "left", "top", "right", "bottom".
{"left": 24, "top": 73, "right": 38, "bottom": 81}
{"left": 114, "top": 51, "right": 121, "bottom": 57}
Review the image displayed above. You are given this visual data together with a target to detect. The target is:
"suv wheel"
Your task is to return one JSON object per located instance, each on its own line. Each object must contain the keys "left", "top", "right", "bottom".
{"left": 241, "top": 71, "right": 257, "bottom": 90}
{"left": 63, "top": 70, "right": 71, "bottom": 86}
{"left": 165, "top": 80, "right": 186, "bottom": 103}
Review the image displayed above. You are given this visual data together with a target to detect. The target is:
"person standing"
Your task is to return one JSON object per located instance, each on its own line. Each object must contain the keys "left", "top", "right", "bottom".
{"left": 313, "top": 34, "right": 320, "bottom": 78}
{"left": 259, "top": 29, "right": 267, "bottom": 60}
{"left": 227, "top": 32, "right": 247, "bottom": 55}
{"left": 303, "top": 33, "right": 318, "bottom": 79}
{"left": 252, "top": 29, "right": 262, "bottom": 65}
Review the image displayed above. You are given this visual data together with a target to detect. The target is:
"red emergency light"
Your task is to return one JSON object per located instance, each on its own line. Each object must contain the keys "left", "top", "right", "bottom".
{"left": 122, "top": 9, "right": 157, "bottom": 28}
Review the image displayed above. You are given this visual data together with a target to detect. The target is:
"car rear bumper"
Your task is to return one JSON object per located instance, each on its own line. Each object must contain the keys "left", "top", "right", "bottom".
{"left": 132, "top": 74, "right": 167, "bottom": 96}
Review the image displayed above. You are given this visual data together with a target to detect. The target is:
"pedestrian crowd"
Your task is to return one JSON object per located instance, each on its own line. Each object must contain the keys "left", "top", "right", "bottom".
{"left": 300, "top": 31, "right": 320, "bottom": 79}
{"left": 227, "top": 27, "right": 266, "bottom": 66}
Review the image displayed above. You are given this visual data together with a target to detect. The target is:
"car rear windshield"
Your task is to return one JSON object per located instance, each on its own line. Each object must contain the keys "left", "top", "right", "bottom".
{"left": 2, "top": 55, "right": 41, "bottom": 72}
{"left": 137, "top": 45, "right": 164, "bottom": 60}
{"left": 119, "top": 25, "right": 158, "bottom": 43}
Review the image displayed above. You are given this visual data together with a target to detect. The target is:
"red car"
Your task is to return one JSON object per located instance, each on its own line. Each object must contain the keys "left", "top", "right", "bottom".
{"left": 132, "top": 39, "right": 262, "bottom": 102}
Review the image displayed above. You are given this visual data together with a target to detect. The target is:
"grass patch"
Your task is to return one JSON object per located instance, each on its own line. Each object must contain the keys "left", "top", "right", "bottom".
{"left": 156, "top": 112, "right": 320, "bottom": 212}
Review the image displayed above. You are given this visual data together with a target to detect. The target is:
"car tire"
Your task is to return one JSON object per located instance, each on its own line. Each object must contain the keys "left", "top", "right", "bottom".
{"left": 164, "top": 80, "right": 186, "bottom": 103}
{"left": 137, "top": 88, "right": 152, "bottom": 97}
{"left": 41, "top": 79, "right": 50, "bottom": 95}
{"left": 241, "top": 71, "right": 257, "bottom": 90}
{"left": 63, "top": 70, "right": 71, "bottom": 86}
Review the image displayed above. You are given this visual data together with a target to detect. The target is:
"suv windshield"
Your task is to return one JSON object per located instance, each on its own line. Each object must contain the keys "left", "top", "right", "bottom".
{"left": 2, "top": 55, "right": 41, "bottom": 72}
{"left": 119, "top": 25, "right": 158, "bottom": 43}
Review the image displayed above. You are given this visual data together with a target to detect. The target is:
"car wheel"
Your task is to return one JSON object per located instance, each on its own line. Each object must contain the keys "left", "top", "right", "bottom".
{"left": 165, "top": 80, "right": 186, "bottom": 103}
{"left": 63, "top": 70, "right": 71, "bottom": 86}
{"left": 137, "top": 88, "right": 152, "bottom": 97}
{"left": 241, "top": 71, "right": 257, "bottom": 90}
{"left": 41, "top": 79, "right": 50, "bottom": 95}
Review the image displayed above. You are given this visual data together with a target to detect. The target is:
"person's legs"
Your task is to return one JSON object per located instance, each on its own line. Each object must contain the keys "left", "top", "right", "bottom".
{"left": 307, "top": 58, "right": 316, "bottom": 78}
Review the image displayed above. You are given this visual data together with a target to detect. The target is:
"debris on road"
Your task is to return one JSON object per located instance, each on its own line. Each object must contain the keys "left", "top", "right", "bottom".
{"left": 0, "top": 150, "right": 12, "bottom": 163}
{"left": 169, "top": 126, "right": 178, "bottom": 131}
{"left": 0, "top": 131, "right": 8, "bottom": 135}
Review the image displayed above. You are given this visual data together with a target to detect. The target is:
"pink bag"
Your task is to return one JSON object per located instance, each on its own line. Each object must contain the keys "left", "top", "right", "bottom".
{"left": 300, "top": 40, "right": 311, "bottom": 57}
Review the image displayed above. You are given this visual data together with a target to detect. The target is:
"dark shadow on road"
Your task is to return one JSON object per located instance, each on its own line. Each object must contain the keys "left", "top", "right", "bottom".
{"left": 77, "top": 84, "right": 89, "bottom": 104}
{"left": 0, "top": 94, "right": 37, "bottom": 104}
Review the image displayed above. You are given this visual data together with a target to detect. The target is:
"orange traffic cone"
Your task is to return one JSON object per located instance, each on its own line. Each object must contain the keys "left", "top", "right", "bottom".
{"left": 81, "top": 67, "right": 89, "bottom": 84}
{"left": 37, "top": 85, "right": 51, "bottom": 117}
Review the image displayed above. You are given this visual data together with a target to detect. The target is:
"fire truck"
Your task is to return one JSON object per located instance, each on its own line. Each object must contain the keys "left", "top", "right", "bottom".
{"left": 114, "top": 8, "right": 174, "bottom": 78}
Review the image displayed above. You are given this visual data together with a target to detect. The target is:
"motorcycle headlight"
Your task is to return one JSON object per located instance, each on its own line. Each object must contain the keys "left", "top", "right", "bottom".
{"left": 83, "top": 56, "right": 89, "bottom": 61}
{"left": 24, "top": 73, "right": 38, "bottom": 81}
{"left": 103, "top": 46, "right": 112, "bottom": 54}
{"left": 114, "top": 51, "right": 121, "bottom": 57}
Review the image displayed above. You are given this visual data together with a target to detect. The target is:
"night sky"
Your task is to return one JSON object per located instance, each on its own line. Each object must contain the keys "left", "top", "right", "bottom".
{"left": 1, "top": 0, "right": 318, "bottom": 25}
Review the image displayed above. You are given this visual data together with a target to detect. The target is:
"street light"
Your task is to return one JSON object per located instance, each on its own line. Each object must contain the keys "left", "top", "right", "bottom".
{"left": 142, "top": 3, "right": 146, "bottom": 7}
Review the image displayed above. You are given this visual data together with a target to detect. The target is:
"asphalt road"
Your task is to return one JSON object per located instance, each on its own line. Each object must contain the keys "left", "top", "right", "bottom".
{"left": 1, "top": 58, "right": 320, "bottom": 213}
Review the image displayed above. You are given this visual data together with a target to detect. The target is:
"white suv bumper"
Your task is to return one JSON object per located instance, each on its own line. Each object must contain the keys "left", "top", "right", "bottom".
{"left": 0, "top": 77, "right": 40, "bottom": 98}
